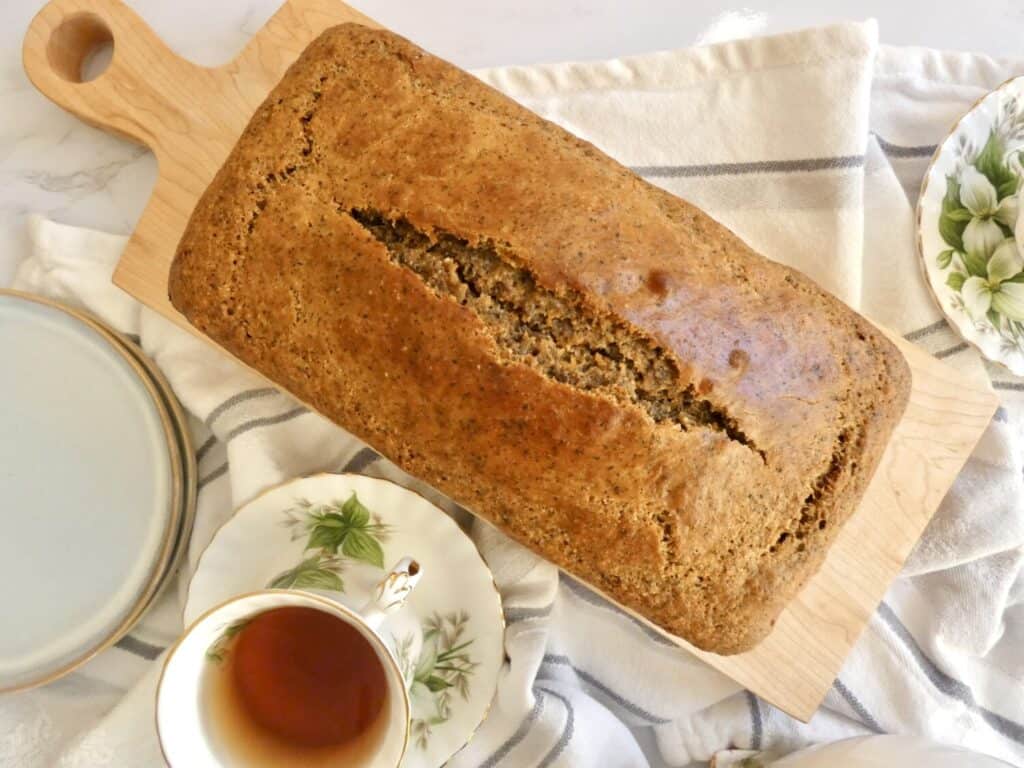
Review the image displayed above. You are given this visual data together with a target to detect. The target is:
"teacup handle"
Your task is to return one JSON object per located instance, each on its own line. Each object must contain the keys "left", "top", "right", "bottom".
{"left": 358, "top": 557, "right": 422, "bottom": 630}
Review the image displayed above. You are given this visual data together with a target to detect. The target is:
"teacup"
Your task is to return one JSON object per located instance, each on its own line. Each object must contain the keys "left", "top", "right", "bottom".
{"left": 157, "top": 557, "right": 422, "bottom": 767}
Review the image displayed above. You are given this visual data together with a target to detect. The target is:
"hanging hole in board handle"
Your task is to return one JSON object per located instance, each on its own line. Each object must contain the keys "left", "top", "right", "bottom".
{"left": 46, "top": 12, "right": 114, "bottom": 83}
{"left": 23, "top": 0, "right": 203, "bottom": 147}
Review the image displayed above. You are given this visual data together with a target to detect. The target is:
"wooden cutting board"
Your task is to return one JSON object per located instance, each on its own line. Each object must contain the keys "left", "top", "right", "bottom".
{"left": 23, "top": 0, "right": 999, "bottom": 721}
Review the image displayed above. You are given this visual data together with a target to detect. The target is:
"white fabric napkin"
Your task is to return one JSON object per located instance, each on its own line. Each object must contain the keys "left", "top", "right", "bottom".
{"left": 3, "top": 19, "right": 1024, "bottom": 768}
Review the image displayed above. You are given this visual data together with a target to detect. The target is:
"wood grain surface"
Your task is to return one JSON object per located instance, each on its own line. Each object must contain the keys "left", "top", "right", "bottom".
{"left": 22, "top": 0, "right": 999, "bottom": 721}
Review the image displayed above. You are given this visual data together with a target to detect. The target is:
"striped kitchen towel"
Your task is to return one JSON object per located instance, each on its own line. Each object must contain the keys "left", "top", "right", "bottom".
{"left": 3, "top": 19, "right": 1023, "bottom": 768}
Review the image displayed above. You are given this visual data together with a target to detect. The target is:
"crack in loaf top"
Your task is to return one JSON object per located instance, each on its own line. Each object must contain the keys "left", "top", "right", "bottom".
{"left": 230, "top": 24, "right": 896, "bottom": 474}
{"left": 170, "top": 23, "right": 911, "bottom": 653}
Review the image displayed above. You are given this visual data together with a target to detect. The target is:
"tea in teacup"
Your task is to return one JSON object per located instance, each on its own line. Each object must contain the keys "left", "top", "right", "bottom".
{"left": 158, "top": 562, "right": 420, "bottom": 767}
{"left": 204, "top": 605, "right": 391, "bottom": 767}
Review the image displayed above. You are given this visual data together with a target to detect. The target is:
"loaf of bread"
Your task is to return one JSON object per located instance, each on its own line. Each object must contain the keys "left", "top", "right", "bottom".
{"left": 170, "top": 24, "right": 911, "bottom": 654}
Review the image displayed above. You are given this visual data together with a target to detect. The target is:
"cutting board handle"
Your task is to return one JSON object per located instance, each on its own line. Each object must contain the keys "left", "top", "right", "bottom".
{"left": 22, "top": 0, "right": 204, "bottom": 148}
{"left": 23, "top": 0, "right": 381, "bottom": 157}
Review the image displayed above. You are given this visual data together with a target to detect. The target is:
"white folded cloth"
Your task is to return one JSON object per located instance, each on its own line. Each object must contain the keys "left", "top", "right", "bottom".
{"left": 3, "top": 19, "right": 1024, "bottom": 768}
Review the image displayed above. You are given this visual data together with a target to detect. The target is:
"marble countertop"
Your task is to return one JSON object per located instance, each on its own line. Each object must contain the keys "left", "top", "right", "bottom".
{"left": 0, "top": 4, "right": 1019, "bottom": 766}
{"left": 1, "top": 0, "right": 1021, "bottom": 286}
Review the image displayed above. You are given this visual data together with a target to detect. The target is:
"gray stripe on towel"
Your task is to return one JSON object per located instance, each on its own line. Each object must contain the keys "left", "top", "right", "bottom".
{"left": 935, "top": 341, "right": 969, "bottom": 359}
{"left": 540, "top": 654, "right": 671, "bottom": 724}
{"left": 505, "top": 604, "right": 554, "bottom": 623}
{"left": 194, "top": 434, "right": 218, "bottom": 465}
{"left": 535, "top": 686, "right": 576, "bottom": 768}
{"left": 657, "top": 169, "right": 862, "bottom": 212}
{"left": 903, "top": 319, "right": 948, "bottom": 342}
{"left": 632, "top": 154, "right": 864, "bottom": 178}
{"left": 877, "top": 601, "right": 1024, "bottom": 745}
{"left": 478, "top": 692, "right": 547, "bottom": 768}
{"left": 115, "top": 635, "right": 165, "bottom": 661}
{"left": 198, "top": 462, "right": 229, "bottom": 491}
{"left": 833, "top": 677, "right": 884, "bottom": 733}
{"left": 223, "top": 406, "right": 308, "bottom": 441}
{"left": 341, "top": 446, "right": 380, "bottom": 474}
{"left": 560, "top": 576, "right": 676, "bottom": 647}
{"left": 196, "top": 407, "right": 310, "bottom": 491}
{"left": 874, "top": 134, "right": 938, "bottom": 159}
{"left": 746, "top": 690, "right": 763, "bottom": 750}
{"left": 205, "top": 387, "right": 279, "bottom": 427}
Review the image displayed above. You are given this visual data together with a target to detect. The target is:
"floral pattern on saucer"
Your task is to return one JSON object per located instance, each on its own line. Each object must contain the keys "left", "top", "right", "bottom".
{"left": 263, "top": 493, "right": 484, "bottom": 751}
{"left": 269, "top": 494, "right": 392, "bottom": 591}
{"left": 919, "top": 76, "right": 1024, "bottom": 373}
{"left": 185, "top": 474, "right": 504, "bottom": 768}
{"left": 394, "top": 611, "right": 480, "bottom": 750}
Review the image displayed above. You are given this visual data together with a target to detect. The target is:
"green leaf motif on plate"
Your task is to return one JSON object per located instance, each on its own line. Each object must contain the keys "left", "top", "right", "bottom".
{"left": 341, "top": 493, "right": 371, "bottom": 528}
{"left": 961, "top": 248, "right": 990, "bottom": 278}
{"left": 268, "top": 555, "right": 345, "bottom": 592}
{"left": 301, "top": 493, "right": 388, "bottom": 559}
{"left": 998, "top": 176, "right": 1019, "bottom": 200}
{"left": 939, "top": 174, "right": 968, "bottom": 250}
{"left": 307, "top": 520, "right": 347, "bottom": 552}
{"left": 947, "top": 272, "right": 967, "bottom": 291}
{"left": 342, "top": 529, "right": 386, "bottom": 569}
{"left": 273, "top": 492, "right": 393, "bottom": 596}
{"left": 939, "top": 214, "right": 967, "bottom": 251}
{"left": 936, "top": 249, "right": 954, "bottom": 269}
{"left": 404, "top": 610, "right": 480, "bottom": 750}
{"left": 943, "top": 173, "right": 962, "bottom": 209}
{"left": 423, "top": 675, "right": 454, "bottom": 693}
{"left": 939, "top": 213, "right": 967, "bottom": 252}
{"left": 945, "top": 207, "right": 974, "bottom": 222}
{"left": 975, "top": 131, "right": 1016, "bottom": 191}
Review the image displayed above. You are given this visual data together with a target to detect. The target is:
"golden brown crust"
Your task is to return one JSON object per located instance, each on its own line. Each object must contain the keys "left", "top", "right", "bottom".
{"left": 169, "top": 24, "right": 911, "bottom": 654}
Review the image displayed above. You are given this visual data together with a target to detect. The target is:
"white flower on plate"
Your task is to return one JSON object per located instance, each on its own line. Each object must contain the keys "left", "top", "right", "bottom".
{"left": 963, "top": 215, "right": 1005, "bottom": 262}
{"left": 960, "top": 165, "right": 1018, "bottom": 230}
{"left": 961, "top": 238, "right": 1024, "bottom": 321}
{"left": 961, "top": 165, "right": 998, "bottom": 215}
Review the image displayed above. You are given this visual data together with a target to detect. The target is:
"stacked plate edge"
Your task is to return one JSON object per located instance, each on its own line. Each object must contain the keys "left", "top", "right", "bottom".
{"left": 0, "top": 289, "right": 196, "bottom": 692}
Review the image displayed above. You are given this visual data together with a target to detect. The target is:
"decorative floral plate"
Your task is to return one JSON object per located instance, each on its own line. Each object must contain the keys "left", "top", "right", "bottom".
{"left": 918, "top": 75, "right": 1024, "bottom": 373}
{"left": 184, "top": 474, "right": 504, "bottom": 768}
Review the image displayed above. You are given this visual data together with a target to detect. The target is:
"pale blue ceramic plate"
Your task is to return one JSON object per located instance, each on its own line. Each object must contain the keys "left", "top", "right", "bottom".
{"left": 0, "top": 291, "right": 179, "bottom": 690}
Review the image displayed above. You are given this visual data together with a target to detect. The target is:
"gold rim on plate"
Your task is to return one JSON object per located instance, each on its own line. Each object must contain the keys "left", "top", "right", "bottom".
{"left": 112, "top": 330, "right": 198, "bottom": 598}
{"left": 0, "top": 288, "right": 187, "bottom": 693}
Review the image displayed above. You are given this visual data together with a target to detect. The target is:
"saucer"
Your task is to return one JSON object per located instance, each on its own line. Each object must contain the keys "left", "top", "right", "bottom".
{"left": 917, "top": 74, "right": 1024, "bottom": 373}
{"left": 185, "top": 474, "right": 504, "bottom": 768}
